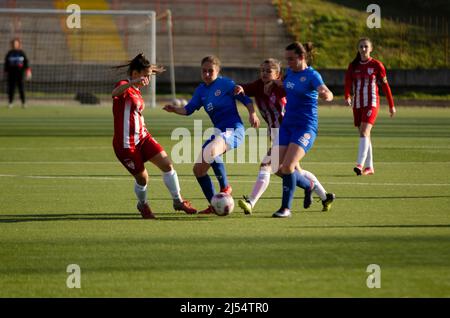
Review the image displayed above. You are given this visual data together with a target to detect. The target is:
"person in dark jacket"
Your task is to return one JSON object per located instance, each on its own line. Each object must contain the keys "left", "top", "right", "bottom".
{"left": 4, "top": 38, "right": 31, "bottom": 108}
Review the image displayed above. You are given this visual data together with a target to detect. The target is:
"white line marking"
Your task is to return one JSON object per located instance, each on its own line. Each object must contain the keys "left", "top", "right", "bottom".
{"left": 0, "top": 161, "right": 449, "bottom": 165}
{"left": 0, "top": 174, "right": 449, "bottom": 187}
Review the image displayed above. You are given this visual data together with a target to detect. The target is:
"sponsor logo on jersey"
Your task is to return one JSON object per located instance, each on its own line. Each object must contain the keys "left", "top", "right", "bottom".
{"left": 206, "top": 102, "right": 214, "bottom": 111}
{"left": 124, "top": 159, "right": 135, "bottom": 170}
{"left": 367, "top": 109, "right": 372, "bottom": 117}
{"left": 298, "top": 136, "right": 310, "bottom": 147}
{"left": 215, "top": 89, "right": 221, "bottom": 96}
{"left": 286, "top": 81, "right": 295, "bottom": 89}
{"left": 300, "top": 76, "right": 307, "bottom": 82}
{"left": 368, "top": 68, "right": 374, "bottom": 75}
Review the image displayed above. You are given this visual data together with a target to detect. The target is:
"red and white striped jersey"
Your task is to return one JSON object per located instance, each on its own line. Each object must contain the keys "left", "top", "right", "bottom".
{"left": 112, "top": 79, "right": 148, "bottom": 150}
{"left": 344, "top": 58, "right": 393, "bottom": 109}
{"left": 241, "top": 79, "right": 286, "bottom": 129}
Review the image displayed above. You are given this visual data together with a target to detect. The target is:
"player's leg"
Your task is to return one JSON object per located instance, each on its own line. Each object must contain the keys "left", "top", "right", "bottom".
{"left": 113, "top": 142, "right": 155, "bottom": 219}
{"left": 204, "top": 137, "right": 230, "bottom": 193}
{"left": 192, "top": 137, "right": 220, "bottom": 213}
{"left": 7, "top": 73, "right": 15, "bottom": 108}
{"left": 17, "top": 72, "right": 26, "bottom": 108}
{"left": 238, "top": 152, "right": 272, "bottom": 215}
{"left": 273, "top": 143, "right": 307, "bottom": 218}
{"left": 143, "top": 137, "right": 197, "bottom": 214}
{"left": 362, "top": 107, "right": 378, "bottom": 175}
{"left": 298, "top": 166, "right": 335, "bottom": 211}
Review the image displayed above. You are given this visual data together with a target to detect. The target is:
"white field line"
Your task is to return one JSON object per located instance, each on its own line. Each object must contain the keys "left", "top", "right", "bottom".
{"left": 0, "top": 174, "right": 449, "bottom": 187}
{"left": 0, "top": 161, "right": 449, "bottom": 165}
{"left": 1, "top": 145, "right": 449, "bottom": 150}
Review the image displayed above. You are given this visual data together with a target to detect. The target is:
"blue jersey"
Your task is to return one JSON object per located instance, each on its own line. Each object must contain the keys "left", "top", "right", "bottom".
{"left": 282, "top": 67, "right": 324, "bottom": 131}
{"left": 184, "top": 76, "right": 251, "bottom": 131}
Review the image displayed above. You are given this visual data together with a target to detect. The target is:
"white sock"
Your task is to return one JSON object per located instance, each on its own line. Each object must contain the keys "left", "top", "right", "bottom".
{"left": 364, "top": 141, "right": 373, "bottom": 168}
{"left": 357, "top": 137, "right": 370, "bottom": 167}
{"left": 134, "top": 181, "right": 147, "bottom": 203}
{"left": 249, "top": 170, "right": 271, "bottom": 206}
{"left": 300, "top": 170, "right": 327, "bottom": 201}
{"left": 163, "top": 169, "right": 182, "bottom": 201}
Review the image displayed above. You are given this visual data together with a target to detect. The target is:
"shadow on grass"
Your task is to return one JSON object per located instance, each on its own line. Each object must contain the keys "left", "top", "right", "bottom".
{"left": 0, "top": 212, "right": 215, "bottom": 223}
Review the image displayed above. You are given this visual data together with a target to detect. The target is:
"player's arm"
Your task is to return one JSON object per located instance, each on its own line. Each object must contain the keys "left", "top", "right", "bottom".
{"left": 344, "top": 64, "right": 353, "bottom": 106}
{"left": 236, "top": 94, "right": 260, "bottom": 128}
{"left": 164, "top": 87, "right": 202, "bottom": 116}
{"left": 318, "top": 84, "right": 333, "bottom": 102}
{"left": 112, "top": 77, "right": 149, "bottom": 97}
{"left": 163, "top": 104, "right": 187, "bottom": 115}
{"left": 378, "top": 64, "right": 396, "bottom": 117}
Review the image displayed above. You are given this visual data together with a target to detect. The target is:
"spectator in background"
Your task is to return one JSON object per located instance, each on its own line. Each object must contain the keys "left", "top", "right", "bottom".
{"left": 4, "top": 38, "right": 31, "bottom": 109}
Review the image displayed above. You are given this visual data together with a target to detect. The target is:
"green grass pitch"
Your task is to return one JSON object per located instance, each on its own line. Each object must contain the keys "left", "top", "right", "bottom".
{"left": 0, "top": 103, "right": 449, "bottom": 297}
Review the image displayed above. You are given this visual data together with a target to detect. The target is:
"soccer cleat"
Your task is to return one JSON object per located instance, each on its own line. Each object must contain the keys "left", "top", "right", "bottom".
{"left": 363, "top": 167, "right": 375, "bottom": 175}
{"left": 353, "top": 165, "right": 363, "bottom": 176}
{"left": 303, "top": 182, "right": 315, "bottom": 209}
{"left": 238, "top": 195, "right": 253, "bottom": 215}
{"left": 173, "top": 199, "right": 197, "bottom": 214}
{"left": 137, "top": 201, "right": 156, "bottom": 219}
{"left": 272, "top": 208, "right": 292, "bottom": 218}
{"left": 220, "top": 185, "right": 232, "bottom": 195}
{"left": 322, "top": 193, "right": 336, "bottom": 212}
{"left": 198, "top": 205, "right": 215, "bottom": 214}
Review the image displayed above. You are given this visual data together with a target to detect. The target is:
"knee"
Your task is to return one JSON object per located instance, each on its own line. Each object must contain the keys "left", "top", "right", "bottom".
{"left": 161, "top": 163, "right": 173, "bottom": 173}
{"left": 193, "top": 164, "right": 207, "bottom": 177}
{"left": 280, "top": 165, "right": 295, "bottom": 175}
{"left": 135, "top": 171, "right": 148, "bottom": 186}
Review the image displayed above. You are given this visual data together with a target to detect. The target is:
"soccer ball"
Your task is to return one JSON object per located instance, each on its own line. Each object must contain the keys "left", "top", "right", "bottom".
{"left": 171, "top": 98, "right": 182, "bottom": 107}
{"left": 211, "top": 192, "right": 234, "bottom": 216}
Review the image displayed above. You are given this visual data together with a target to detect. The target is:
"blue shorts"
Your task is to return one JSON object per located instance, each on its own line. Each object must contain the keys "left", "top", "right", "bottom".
{"left": 202, "top": 125, "right": 245, "bottom": 150}
{"left": 278, "top": 125, "right": 316, "bottom": 153}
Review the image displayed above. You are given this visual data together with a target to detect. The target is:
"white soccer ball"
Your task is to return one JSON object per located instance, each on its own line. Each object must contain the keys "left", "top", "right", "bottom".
{"left": 277, "top": 18, "right": 283, "bottom": 25}
{"left": 172, "top": 98, "right": 182, "bottom": 107}
{"left": 211, "top": 192, "right": 234, "bottom": 216}
{"left": 180, "top": 98, "right": 188, "bottom": 106}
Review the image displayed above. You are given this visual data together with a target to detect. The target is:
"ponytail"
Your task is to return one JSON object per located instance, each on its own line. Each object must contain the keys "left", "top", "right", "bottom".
{"left": 114, "top": 53, "right": 165, "bottom": 75}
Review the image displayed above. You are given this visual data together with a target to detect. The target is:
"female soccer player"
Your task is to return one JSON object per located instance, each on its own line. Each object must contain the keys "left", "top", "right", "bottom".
{"left": 273, "top": 42, "right": 334, "bottom": 218}
{"left": 163, "top": 55, "right": 260, "bottom": 214}
{"left": 235, "top": 58, "right": 335, "bottom": 214}
{"left": 344, "top": 38, "right": 396, "bottom": 176}
{"left": 112, "top": 53, "right": 196, "bottom": 219}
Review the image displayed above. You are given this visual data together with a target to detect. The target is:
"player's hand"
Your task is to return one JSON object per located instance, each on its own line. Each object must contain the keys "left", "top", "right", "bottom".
{"left": 163, "top": 104, "right": 176, "bottom": 112}
{"left": 234, "top": 85, "right": 244, "bottom": 95}
{"left": 390, "top": 106, "right": 396, "bottom": 118}
{"left": 249, "top": 113, "right": 260, "bottom": 128}
{"left": 131, "top": 76, "right": 150, "bottom": 87}
{"left": 345, "top": 97, "right": 352, "bottom": 106}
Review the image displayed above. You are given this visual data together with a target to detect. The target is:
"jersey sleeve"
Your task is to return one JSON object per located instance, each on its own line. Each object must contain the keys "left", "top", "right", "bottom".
{"left": 235, "top": 93, "right": 252, "bottom": 106}
{"left": 240, "top": 80, "right": 259, "bottom": 97}
{"left": 22, "top": 51, "right": 29, "bottom": 70}
{"left": 184, "top": 85, "right": 203, "bottom": 115}
{"left": 377, "top": 62, "right": 394, "bottom": 108}
{"left": 344, "top": 63, "right": 353, "bottom": 99}
{"left": 113, "top": 80, "right": 131, "bottom": 99}
{"left": 311, "top": 70, "right": 325, "bottom": 90}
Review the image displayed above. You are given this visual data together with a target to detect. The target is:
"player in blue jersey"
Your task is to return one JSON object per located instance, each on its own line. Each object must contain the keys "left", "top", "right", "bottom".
{"left": 164, "top": 55, "right": 260, "bottom": 214}
{"left": 272, "top": 42, "right": 334, "bottom": 218}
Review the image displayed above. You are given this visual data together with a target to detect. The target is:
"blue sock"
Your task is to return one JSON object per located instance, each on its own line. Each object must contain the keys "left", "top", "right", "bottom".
{"left": 294, "top": 170, "right": 312, "bottom": 190}
{"left": 196, "top": 174, "right": 216, "bottom": 202}
{"left": 281, "top": 173, "right": 296, "bottom": 210}
{"left": 210, "top": 157, "right": 228, "bottom": 190}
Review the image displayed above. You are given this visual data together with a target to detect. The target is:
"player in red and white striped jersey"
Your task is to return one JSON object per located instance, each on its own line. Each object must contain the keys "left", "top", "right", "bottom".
{"left": 344, "top": 38, "right": 396, "bottom": 176}
{"left": 112, "top": 53, "right": 196, "bottom": 219}
{"left": 235, "top": 58, "right": 335, "bottom": 214}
